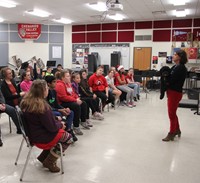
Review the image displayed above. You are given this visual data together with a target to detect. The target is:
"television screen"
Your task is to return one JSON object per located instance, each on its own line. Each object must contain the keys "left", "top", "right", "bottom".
{"left": 46, "top": 60, "right": 56, "bottom": 67}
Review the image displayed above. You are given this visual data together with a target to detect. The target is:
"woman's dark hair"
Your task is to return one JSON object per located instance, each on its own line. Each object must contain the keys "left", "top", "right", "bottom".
{"left": 21, "top": 71, "right": 27, "bottom": 82}
{"left": 176, "top": 50, "right": 188, "bottom": 64}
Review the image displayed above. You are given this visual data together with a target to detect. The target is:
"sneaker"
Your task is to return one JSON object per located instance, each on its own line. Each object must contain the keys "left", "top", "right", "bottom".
{"left": 137, "top": 94, "right": 140, "bottom": 100}
{"left": 66, "top": 133, "right": 74, "bottom": 144}
{"left": 81, "top": 122, "right": 90, "bottom": 129}
{"left": 91, "top": 112, "right": 104, "bottom": 120}
{"left": 69, "top": 129, "right": 78, "bottom": 142}
{"left": 134, "top": 97, "right": 137, "bottom": 102}
{"left": 73, "top": 127, "right": 83, "bottom": 135}
{"left": 86, "top": 119, "right": 93, "bottom": 127}
{"left": 129, "top": 102, "right": 136, "bottom": 107}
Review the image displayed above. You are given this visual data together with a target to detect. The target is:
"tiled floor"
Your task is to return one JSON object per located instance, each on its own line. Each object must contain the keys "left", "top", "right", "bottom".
{"left": 0, "top": 91, "right": 200, "bottom": 183}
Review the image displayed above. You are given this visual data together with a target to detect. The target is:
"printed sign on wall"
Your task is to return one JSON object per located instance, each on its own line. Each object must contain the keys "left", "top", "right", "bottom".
{"left": 18, "top": 24, "right": 41, "bottom": 39}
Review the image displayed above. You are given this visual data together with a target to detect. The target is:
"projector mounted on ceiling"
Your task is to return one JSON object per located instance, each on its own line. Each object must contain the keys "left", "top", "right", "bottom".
{"left": 107, "top": 0, "right": 123, "bottom": 11}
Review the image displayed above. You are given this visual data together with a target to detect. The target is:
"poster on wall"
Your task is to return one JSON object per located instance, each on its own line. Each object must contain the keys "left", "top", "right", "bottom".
{"left": 18, "top": 24, "right": 41, "bottom": 39}
{"left": 158, "top": 52, "right": 167, "bottom": 57}
{"left": 188, "top": 48, "right": 198, "bottom": 60}
{"left": 166, "top": 56, "right": 173, "bottom": 64}
{"left": 72, "top": 44, "right": 89, "bottom": 69}
{"left": 152, "top": 56, "right": 158, "bottom": 64}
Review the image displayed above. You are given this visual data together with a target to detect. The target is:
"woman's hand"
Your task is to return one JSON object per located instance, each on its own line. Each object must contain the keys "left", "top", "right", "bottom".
{"left": 0, "top": 103, "right": 6, "bottom": 111}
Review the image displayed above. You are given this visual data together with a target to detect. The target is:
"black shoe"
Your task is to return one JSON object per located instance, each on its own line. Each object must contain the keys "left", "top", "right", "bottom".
{"left": 69, "top": 129, "right": 78, "bottom": 142}
{"left": 162, "top": 133, "right": 175, "bottom": 142}
{"left": 0, "top": 139, "right": 3, "bottom": 147}
{"left": 175, "top": 129, "right": 181, "bottom": 137}
{"left": 134, "top": 97, "right": 137, "bottom": 102}
{"left": 137, "top": 94, "right": 140, "bottom": 100}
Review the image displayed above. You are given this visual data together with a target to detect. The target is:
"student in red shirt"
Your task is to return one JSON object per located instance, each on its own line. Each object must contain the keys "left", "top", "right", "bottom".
{"left": 115, "top": 65, "right": 136, "bottom": 108}
{"left": 88, "top": 66, "right": 115, "bottom": 109}
{"left": 55, "top": 70, "right": 89, "bottom": 135}
{"left": 126, "top": 68, "right": 140, "bottom": 101}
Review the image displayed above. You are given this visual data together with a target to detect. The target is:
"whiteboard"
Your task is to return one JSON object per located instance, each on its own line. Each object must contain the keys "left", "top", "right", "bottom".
{"left": 90, "top": 43, "right": 130, "bottom": 69}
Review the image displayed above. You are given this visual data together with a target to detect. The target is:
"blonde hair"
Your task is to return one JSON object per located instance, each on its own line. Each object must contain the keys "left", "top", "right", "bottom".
{"left": 20, "top": 80, "right": 50, "bottom": 113}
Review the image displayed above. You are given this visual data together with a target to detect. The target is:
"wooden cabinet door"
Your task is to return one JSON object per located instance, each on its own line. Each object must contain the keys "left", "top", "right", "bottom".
{"left": 133, "top": 47, "right": 151, "bottom": 70}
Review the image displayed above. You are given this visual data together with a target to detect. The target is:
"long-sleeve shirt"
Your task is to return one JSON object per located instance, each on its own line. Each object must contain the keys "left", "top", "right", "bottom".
{"left": 88, "top": 73, "right": 108, "bottom": 92}
{"left": 55, "top": 80, "right": 78, "bottom": 104}
{"left": 20, "top": 80, "right": 32, "bottom": 92}
{"left": 46, "top": 89, "right": 63, "bottom": 111}
{"left": 168, "top": 64, "right": 187, "bottom": 93}
{"left": 23, "top": 109, "right": 62, "bottom": 143}
{"left": 1, "top": 79, "right": 21, "bottom": 107}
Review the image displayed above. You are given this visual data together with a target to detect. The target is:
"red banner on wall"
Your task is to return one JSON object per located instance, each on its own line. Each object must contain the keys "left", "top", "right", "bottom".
{"left": 18, "top": 24, "right": 41, "bottom": 39}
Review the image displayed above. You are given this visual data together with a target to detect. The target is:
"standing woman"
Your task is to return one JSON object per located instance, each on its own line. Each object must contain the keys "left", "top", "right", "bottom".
{"left": 20, "top": 80, "right": 72, "bottom": 172}
{"left": 162, "top": 50, "right": 188, "bottom": 142}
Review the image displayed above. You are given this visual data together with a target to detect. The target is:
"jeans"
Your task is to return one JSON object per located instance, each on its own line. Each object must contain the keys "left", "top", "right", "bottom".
{"left": 52, "top": 110, "right": 74, "bottom": 130}
{"left": 4, "top": 104, "right": 20, "bottom": 131}
{"left": 128, "top": 83, "right": 140, "bottom": 96}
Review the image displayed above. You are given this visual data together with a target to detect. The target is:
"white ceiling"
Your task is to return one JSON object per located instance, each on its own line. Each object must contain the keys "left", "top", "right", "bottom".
{"left": 0, "top": 0, "right": 200, "bottom": 25}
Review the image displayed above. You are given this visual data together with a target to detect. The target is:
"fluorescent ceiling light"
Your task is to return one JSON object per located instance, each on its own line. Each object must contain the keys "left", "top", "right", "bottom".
{"left": 87, "top": 2, "right": 107, "bottom": 12}
{"left": 175, "top": 9, "right": 187, "bottom": 17}
{"left": 53, "top": 18, "right": 73, "bottom": 24}
{"left": 0, "top": 17, "right": 4, "bottom": 22}
{"left": 107, "top": 14, "right": 125, "bottom": 20}
{"left": 0, "top": 0, "right": 17, "bottom": 8}
{"left": 26, "top": 9, "right": 51, "bottom": 17}
{"left": 171, "top": 0, "right": 188, "bottom": 6}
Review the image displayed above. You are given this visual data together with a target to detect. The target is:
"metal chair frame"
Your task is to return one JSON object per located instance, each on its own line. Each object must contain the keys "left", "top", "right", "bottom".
{"left": 14, "top": 106, "right": 64, "bottom": 182}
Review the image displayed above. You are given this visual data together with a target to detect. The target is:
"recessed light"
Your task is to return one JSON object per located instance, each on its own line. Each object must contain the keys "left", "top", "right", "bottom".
{"left": 0, "top": 0, "right": 17, "bottom": 8}
{"left": 53, "top": 18, "right": 73, "bottom": 24}
{"left": 87, "top": 2, "right": 107, "bottom": 12}
{"left": 171, "top": 0, "right": 188, "bottom": 6}
{"left": 107, "top": 13, "right": 125, "bottom": 21}
{"left": 175, "top": 9, "right": 187, "bottom": 17}
{"left": 25, "top": 9, "right": 51, "bottom": 17}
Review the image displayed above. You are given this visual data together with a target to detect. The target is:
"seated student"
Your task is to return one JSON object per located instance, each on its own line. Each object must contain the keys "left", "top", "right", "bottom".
{"left": 0, "top": 88, "right": 22, "bottom": 134}
{"left": 55, "top": 70, "right": 90, "bottom": 135}
{"left": 20, "top": 79, "right": 73, "bottom": 173}
{"left": 53, "top": 64, "right": 63, "bottom": 75}
{"left": 45, "top": 67, "right": 54, "bottom": 76}
{"left": 105, "top": 69, "right": 122, "bottom": 107}
{"left": 115, "top": 65, "right": 136, "bottom": 108}
{"left": 1, "top": 67, "right": 26, "bottom": 107}
{"left": 72, "top": 72, "right": 104, "bottom": 125}
{"left": 126, "top": 68, "right": 140, "bottom": 101}
{"left": 79, "top": 69, "right": 104, "bottom": 119}
{"left": 88, "top": 66, "right": 115, "bottom": 110}
{"left": 45, "top": 75, "right": 77, "bottom": 142}
{"left": 20, "top": 71, "right": 33, "bottom": 92}
{"left": 33, "top": 61, "right": 43, "bottom": 80}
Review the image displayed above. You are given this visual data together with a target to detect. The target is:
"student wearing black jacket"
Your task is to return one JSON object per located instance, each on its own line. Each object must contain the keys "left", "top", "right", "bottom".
{"left": 162, "top": 50, "right": 188, "bottom": 142}
{"left": 45, "top": 76, "right": 77, "bottom": 142}
{"left": 1, "top": 67, "right": 25, "bottom": 107}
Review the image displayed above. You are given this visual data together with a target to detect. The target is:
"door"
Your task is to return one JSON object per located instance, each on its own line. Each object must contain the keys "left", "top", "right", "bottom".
{"left": 133, "top": 47, "right": 152, "bottom": 70}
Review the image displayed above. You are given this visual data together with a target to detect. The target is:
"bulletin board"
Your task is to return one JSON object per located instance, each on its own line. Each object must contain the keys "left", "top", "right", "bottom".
{"left": 90, "top": 43, "right": 130, "bottom": 69}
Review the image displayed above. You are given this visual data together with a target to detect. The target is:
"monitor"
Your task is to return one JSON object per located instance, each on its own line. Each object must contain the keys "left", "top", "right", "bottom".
{"left": 46, "top": 60, "right": 56, "bottom": 67}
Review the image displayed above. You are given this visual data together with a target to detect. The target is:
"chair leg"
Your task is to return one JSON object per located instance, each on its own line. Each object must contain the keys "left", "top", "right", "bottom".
{"left": 58, "top": 143, "right": 64, "bottom": 174}
{"left": 20, "top": 146, "right": 32, "bottom": 181}
{"left": 15, "top": 138, "right": 25, "bottom": 165}
{"left": 9, "top": 116, "right": 12, "bottom": 133}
